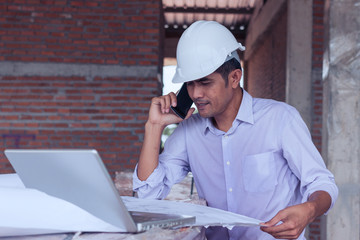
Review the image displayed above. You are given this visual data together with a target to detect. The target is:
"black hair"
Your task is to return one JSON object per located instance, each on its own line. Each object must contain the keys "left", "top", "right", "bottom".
{"left": 214, "top": 58, "right": 242, "bottom": 87}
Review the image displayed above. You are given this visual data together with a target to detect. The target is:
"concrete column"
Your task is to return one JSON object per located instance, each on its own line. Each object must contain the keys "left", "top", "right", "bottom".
{"left": 323, "top": 0, "right": 360, "bottom": 239}
{"left": 285, "top": 0, "right": 313, "bottom": 128}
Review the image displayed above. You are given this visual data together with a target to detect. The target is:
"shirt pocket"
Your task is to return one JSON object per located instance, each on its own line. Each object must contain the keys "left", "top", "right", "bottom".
{"left": 242, "top": 152, "right": 278, "bottom": 193}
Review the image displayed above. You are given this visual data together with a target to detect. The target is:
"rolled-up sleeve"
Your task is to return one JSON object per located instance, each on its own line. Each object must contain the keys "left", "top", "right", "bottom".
{"left": 132, "top": 164, "right": 169, "bottom": 199}
{"left": 281, "top": 108, "right": 338, "bottom": 213}
{"left": 132, "top": 122, "right": 191, "bottom": 199}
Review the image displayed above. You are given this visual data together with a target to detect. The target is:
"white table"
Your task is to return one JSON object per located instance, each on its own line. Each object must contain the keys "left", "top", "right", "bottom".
{"left": 0, "top": 227, "right": 205, "bottom": 240}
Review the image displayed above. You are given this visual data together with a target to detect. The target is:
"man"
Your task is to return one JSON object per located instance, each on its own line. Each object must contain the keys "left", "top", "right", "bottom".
{"left": 133, "top": 20, "right": 338, "bottom": 239}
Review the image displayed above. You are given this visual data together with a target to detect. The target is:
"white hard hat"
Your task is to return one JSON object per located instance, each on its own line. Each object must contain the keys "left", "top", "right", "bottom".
{"left": 172, "top": 20, "right": 245, "bottom": 84}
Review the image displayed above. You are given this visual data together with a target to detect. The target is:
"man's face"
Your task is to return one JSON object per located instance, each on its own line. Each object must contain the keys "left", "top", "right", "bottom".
{"left": 186, "top": 72, "right": 233, "bottom": 118}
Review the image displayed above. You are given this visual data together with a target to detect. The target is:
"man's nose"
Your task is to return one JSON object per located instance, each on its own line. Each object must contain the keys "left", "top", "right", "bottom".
{"left": 190, "top": 85, "right": 204, "bottom": 99}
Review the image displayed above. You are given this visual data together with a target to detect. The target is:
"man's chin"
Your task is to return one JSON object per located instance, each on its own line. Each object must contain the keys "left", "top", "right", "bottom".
{"left": 198, "top": 111, "right": 212, "bottom": 118}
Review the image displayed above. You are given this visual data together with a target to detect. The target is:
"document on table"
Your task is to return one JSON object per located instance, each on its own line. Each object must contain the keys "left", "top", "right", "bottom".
{"left": 0, "top": 174, "right": 261, "bottom": 237}
{"left": 122, "top": 196, "right": 262, "bottom": 228}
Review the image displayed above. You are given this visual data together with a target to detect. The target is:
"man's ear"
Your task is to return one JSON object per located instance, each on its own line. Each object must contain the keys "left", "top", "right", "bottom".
{"left": 228, "top": 69, "right": 242, "bottom": 88}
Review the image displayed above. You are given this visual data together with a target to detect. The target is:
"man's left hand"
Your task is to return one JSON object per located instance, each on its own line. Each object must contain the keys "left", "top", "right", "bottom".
{"left": 259, "top": 202, "right": 316, "bottom": 239}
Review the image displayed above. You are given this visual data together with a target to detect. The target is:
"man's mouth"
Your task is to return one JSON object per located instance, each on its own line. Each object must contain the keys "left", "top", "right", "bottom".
{"left": 195, "top": 101, "right": 209, "bottom": 110}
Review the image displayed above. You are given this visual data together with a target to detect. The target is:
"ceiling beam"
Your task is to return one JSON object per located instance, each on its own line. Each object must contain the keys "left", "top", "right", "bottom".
{"left": 163, "top": 7, "right": 254, "bottom": 14}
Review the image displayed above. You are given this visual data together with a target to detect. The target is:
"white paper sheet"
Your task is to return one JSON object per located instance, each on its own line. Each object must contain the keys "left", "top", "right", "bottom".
{"left": 0, "top": 174, "right": 123, "bottom": 237}
{"left": 0, "top": 185, "right": 123, "bottom": 236}
{"left": 122, "top": 197, "right": 261, "bottom": 228}
{"left": 0, "top": 174, "right": 261, "bottom": 237}
{"left": 0, "top": 173, "right": 25, "bottom": 188}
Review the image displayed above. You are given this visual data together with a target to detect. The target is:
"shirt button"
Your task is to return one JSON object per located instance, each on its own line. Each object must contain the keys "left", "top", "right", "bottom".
{"left": 226, "top": 161, "right": 230, "bottom": 165}
{"left": 229, "top": 188, "right": 233, "bottom": 192}
{"left": 224, "top": 135, "right": 228, "bottom": 139}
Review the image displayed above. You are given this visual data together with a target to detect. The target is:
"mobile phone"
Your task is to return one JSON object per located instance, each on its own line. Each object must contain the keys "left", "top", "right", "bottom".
{"left": 171, "top": 83, "right": 193, "bottom": 119}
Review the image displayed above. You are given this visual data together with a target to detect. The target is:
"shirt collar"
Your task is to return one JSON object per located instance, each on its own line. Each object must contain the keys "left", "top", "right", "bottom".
{"left": 203, "top": 89, "right": 254, "bottom": 135}
{"left": 235, "top": 89, "right": 254, "bottom": 125}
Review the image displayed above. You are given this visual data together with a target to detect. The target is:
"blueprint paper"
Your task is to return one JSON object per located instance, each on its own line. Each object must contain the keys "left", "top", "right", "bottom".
{"left": 0, "top": 187, "right": 124, "bottom": 236}
{"left": 122, "top": 196, "right": 262, "bottom": 227}
{"left": 0, "top": 174, "right": 261, "bottom": 237}
{"left": 0, "top": 174, "right": 123, "bottom": 236}
{"left": 0, "top": 173, "right": 25, "bottom": 188}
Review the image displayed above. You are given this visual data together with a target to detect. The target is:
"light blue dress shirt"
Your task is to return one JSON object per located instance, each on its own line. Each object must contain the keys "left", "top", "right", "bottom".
{"left": 133, "top": 90, "right": 338, "bottom": 240}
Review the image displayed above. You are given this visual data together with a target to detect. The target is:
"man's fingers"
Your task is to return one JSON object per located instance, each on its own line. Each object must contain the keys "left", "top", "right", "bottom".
{"left": 169, "top": 92, "right": 177, "bottom": 107}
{"left": 260, "top": 221, "right": 287, "bottom": 234}
{"left": 184, "top": 108, "right": 195, "bottom": 119}
{"left": 149, "top": 92, "right": 192, "bottom": 123}
{"left": 260, "top": 208, "right": 304, "bottom": 239}
{"left": 163, "top": 95, "right": 171, "bottom": 113}
{"left": 157, "top": 97, "right": 166, "bottom": 114}
{"left": 162, "top": 93, "right": 178, "bottom": 113}
{"left": 260, "top": 211, "right": 287, "bottom": 236}
{"left": 261, "top": 224, "right": 301, "bottom": 240}
{"left": 260, "top": 212, "right": 284, "bottom": 227}
{"left": 152, "top": 94, "right": 175, "bottom": 114}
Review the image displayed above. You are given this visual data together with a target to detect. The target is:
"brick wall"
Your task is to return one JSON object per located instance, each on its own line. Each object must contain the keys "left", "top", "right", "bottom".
{"left": 0, "top": 0, "right": 160, "bottom": 65}
{"left": 310, "top": 0, "right": 325, "bottom": 154}
{"left": 0, "top": 0, "right": 162, "bottom": 176}
{"left": 245, "top": 3, "right": 287, "bottom": 101}
{"left": 308, "top": 0, "right": 326, "bottom": 239}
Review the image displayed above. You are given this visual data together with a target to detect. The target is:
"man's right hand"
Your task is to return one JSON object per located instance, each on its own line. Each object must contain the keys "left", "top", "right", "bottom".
{"left": 147, "top": 92, "right": 194, "bottom": 128}
{"left": 137, "top": 92, "right": 194, "bottom": 181}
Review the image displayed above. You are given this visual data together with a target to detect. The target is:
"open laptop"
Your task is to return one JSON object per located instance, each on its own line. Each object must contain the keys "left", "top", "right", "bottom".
{"left": 4, "top": 149, "right": 195, "bottom": 232}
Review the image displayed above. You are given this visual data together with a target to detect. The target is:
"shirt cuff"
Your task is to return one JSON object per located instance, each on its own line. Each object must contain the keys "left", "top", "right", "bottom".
{"left": 132, "top": 164, "right": 169, "bottom": 199}
{"left": 302, "top": 180, "right": 339, "bottom": 215}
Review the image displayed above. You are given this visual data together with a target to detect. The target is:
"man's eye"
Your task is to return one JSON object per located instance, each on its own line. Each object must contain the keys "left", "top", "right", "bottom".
{"left": 201, "top": 81, "right": 210, "bottom": 85}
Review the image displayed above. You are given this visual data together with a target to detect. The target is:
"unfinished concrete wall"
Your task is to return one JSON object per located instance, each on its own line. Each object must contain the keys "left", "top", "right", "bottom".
{"left": 286, "top": 0, "right": 313, "bottom": 130}
{"left": 323, "top": 0, "right": 360, "bottom": 239}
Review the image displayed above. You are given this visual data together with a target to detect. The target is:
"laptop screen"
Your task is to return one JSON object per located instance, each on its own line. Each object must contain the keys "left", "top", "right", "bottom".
{"left": 5, "top": 149, "right": 137, "bottom": 232}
